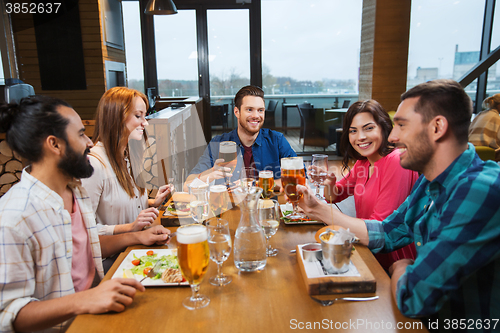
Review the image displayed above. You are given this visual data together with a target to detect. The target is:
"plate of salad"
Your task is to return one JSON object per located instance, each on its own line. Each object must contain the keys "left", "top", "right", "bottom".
{"left": 112, "top": 249, "right": 188, "bottom": 286}
{"left": 280, "top": 203, "right": 325, "bottom": 225}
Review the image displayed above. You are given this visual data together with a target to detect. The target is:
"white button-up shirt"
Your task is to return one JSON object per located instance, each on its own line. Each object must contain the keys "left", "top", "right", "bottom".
{"left": 0, "top": 169, "right": 104, "bottom": 333}
{"left": 82, "top": 142, "right": 148, "bottom": 236}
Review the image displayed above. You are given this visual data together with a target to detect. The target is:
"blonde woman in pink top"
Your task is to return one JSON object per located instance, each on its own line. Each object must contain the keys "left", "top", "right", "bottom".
{"left": 322, "top": 100, "right": 419, "bottom": 272}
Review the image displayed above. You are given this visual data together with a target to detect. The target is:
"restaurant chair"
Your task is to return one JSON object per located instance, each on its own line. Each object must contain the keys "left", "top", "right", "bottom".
{"left": 387, "top": 111, "right": 396, "bottom": 125}
{"left": 474, "top": 145, "right": 496, "bottom": 161}
{"left": 264, "top": 100, "right": 278, "bottom": 128}
{"left": 210, "top": 104, "right": 229, "bottom": 129}
{"left": 342, "top": 99, "right": 351, "bottom": 108}
{"left": 297, "top": 104, "right": 339, "bottom": 151}
{"left": 296, "top": 102, "right": 312, "bottom": 143}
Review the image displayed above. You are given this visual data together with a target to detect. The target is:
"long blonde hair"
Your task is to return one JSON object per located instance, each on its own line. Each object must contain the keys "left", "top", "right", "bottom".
{"left": 91, "top": 87, "right": 149, "bottom": 198}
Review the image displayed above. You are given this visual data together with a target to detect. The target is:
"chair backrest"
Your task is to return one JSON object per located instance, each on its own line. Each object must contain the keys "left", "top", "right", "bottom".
{"left": 342, "top": 100, "right": 350, "bottom": 108}
{"left": 296, "top": 103, "right": 312, "bottom": 121}
{"left": 267, "top": 100, "right": 278, "bottom": 112}
{"left": 474, "top": 145, "right": 496, "bottom": 161}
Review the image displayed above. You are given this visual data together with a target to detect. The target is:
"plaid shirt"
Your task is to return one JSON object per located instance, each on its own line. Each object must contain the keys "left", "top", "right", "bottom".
{"left": 0, "top": 169, "right": 104, "bottom": 333}
{"left": 366, "top": 144, "right": 500, "bottom": 324}
{"left": 469, "top": 108, "right": 500, "bottom": 160}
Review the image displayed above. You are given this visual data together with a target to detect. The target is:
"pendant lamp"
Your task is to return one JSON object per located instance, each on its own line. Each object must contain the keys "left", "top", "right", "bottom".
{"left": 144, "top": 0, "right": 178, "bottom": 15}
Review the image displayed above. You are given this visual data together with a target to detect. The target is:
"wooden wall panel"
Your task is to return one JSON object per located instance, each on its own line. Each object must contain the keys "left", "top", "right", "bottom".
{"left": 10, "top": 0, "right": 126, "bottom": 121}
{"left": 359, "top": 0, "right": 411, "bottom": 112}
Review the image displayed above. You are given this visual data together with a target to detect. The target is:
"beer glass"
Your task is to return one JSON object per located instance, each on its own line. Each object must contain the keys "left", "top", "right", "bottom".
{"left": 258, "top": 199, "right": 280, "bottom": 256}
{"left": 219, "top": 141, "right": 238, "bottom": 185}
{"left": 280, "top": 157, "right": 306, "bottom": 219}
{"left": 310, "top": 154, "right": 328, "bottom": 199}
{"left": 189, "top": 186, "right": 209, "bottom": 223}
{"left": 258, "top": 170, "right": 274, "bottom": 199}
{"left": 177, "top": 224, "right": 210, "bottom": 310}
{"left": 209, "top": 185, "right": 229, "bottom": 217}
{"left": 207, "top": 218, "right": 232, "bottom": 286}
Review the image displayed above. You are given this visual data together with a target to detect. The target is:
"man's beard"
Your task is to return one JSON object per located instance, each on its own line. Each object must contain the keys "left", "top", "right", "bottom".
{"left": 238, "top": 117, "right": 263, "bottom": 136}
{"left": 58, "top": 144, "right": 94, "bottom": 179}
{"left": 400, "top": 128, "right": 433, "bottom": 173}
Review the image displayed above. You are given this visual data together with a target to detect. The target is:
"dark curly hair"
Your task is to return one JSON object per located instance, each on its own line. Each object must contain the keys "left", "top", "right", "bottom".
{"left": 339, "top": 99, "right": 394, "bottom": 175}
{"left": 0, "top": 95, "right": 71, "bottom": 163}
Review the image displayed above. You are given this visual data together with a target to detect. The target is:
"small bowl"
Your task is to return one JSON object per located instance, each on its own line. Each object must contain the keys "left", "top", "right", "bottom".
{"left": 302, "top": 243, "right": 323, "bottom": 262}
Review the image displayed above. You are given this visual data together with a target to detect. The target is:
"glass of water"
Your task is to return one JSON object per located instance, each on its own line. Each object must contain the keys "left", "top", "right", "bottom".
{"left": 206, "top": 218, "right": 232, "bottom": 286}
{"left": 257, "top": 199, "right": 280, "bottom": 257}
{"left": 189, "top": 186, "right": 209, "bottom": 224}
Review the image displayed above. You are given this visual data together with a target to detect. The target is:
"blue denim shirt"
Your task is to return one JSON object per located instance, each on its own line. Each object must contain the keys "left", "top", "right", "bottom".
{"left": 189, "top": 128, "right": 297, "bottom": 182}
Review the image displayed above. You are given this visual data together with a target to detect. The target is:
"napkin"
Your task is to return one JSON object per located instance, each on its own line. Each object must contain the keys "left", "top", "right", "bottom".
{"left": 188, "top": 177, "right": 208, "bottom": 189}
{"left": 324, "top": 228, "right": 356, "bottom": 245}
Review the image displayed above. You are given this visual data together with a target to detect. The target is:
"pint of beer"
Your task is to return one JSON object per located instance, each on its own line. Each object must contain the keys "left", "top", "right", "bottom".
{"left": 218, "top": 141, "right": 238, "bottom": 173}
{"left": 177, "top": 224, "right": 210, "bottom": 286}
{"left": 258, "top": 170, "right": 274, "bottom": 199}
{"left": 280, "top": 157, "right": 306, "bottom": 202}
{"left": 209, "top": 185, "right": 229, "bottom": 217}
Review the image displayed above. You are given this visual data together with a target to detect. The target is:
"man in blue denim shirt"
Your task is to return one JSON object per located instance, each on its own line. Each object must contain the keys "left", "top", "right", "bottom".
{"left": 186, "top": 86, "right": 296, "bottom": 187}
{"left": 297, "top": 80, "right": 500, "bottom": 331}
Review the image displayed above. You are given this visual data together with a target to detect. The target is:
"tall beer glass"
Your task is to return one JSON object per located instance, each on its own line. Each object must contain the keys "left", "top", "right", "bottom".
{"left": 219, "top": 141, "right": 238, "bottom": 185}
{"left": 209, "top": 185, "right": 229, "bottom": 217}
{"left": 280, "top": 157, "right": 306, "bottom": 219}
{"left": 258, "top": 170, "right": 274, "bottom": 199}
{"left": 177, "top": 224, "right": 210, "bottom": 310}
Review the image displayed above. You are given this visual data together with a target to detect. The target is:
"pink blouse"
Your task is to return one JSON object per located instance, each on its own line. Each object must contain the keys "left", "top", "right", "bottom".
{"left": 334, "top": 149, "right": 419, "bottom": 271}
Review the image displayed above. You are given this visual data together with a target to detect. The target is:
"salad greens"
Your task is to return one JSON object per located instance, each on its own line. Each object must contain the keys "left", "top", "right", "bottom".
{"left": 130, "top": 252, "right": 179, "bottom": 280}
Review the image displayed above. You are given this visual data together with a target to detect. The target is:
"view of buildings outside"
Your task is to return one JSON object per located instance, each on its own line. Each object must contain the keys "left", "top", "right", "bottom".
{"left": 407, "top": 0, "right": 500, "bottom": 102}
{"left": 123, "top": 0, "right": 500, "bottom": 109}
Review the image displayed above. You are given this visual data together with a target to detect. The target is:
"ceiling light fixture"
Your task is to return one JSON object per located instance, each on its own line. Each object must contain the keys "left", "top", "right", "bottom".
{"left": 144, "top": 0, "right": 178, "bottom": 15}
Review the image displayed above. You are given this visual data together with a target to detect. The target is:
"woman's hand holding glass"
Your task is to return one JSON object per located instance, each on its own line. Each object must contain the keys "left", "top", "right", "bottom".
{"left": 207, "top": 219, "right": 232, "bottom": 286}
{"left": 258, "top": 199, "right": 280, "bottom": 256}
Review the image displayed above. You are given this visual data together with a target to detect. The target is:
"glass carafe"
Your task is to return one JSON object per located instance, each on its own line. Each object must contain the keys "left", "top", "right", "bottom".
{"left": 233, "top": 186, "right": 267, "bottom": 272}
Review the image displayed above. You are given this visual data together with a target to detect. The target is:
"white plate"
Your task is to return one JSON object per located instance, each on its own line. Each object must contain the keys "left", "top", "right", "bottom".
{"left": 280, "top": 203, "right": 325, "bottom": 225}
{"left": 111, "top": 249, "right": 188, "bottom": 287}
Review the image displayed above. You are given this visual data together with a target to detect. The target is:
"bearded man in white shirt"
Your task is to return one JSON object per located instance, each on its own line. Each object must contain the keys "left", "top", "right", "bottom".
{"left": 0, "top": 95, "right": 170, "bottom": 332}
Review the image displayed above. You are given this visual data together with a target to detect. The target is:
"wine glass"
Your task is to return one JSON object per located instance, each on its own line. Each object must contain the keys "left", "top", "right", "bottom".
{"left": 189, "top": 186, "right": 209, "bottom": 224}
{"left": 310, "top": 154, "right": 328, "bottom": 199}
{"left": 258, "top": 170, "right": 274, "bottom": 199}
{"left": 219, "top": 141, "right": 238, "bottom": 186}
{"left": 209, "top": 185, "right": 229, "bottom": 217}
{"left": 280, "top": 157, "right": 306, "bottom": 219}
{"left": 240, "top": 166, "right": 257, "bottom": 191}
{"left": 258, "top": 199, "right": 280, "bottom": 256}
{"left": 177, "top": 224, "right": 210, "bottom": 310}
{"left": 207, "top": 218, "right": 232, "bottom": 286}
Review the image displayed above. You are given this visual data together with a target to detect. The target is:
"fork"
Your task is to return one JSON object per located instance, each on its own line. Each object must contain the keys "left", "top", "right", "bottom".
{"left": 140, "top": 260, "right": 162, "bottom": 283}
{"left": 311, "top": 295, "right": 379, "bottom": 306}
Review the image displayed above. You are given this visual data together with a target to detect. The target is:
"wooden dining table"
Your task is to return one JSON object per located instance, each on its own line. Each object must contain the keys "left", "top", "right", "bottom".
{"left": 67, "top": 196, "right": 428, "bottom": 333}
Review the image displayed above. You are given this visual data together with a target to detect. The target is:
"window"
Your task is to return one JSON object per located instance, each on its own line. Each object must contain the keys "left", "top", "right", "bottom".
{"left": 261, "top": 0, "right": 362, "bottom": 97}
{"left": 207, "top": 9, "right": 250, "bottom": 98}
{"left": 122, "top": 1, "right": 145, "bottom": 91}
{"left": 407, "top": 0, "right": 485, "bottom": 96}
{"left": 154, "top": 10, "right": 198, "bottom": 97}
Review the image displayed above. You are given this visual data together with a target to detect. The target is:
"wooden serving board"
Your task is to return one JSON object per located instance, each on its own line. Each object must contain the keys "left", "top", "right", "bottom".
{"left": 296, "top": 244, "right": 376, "bottom": 295}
